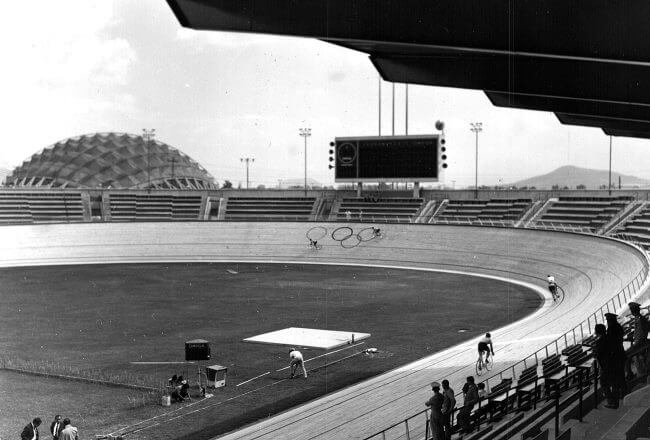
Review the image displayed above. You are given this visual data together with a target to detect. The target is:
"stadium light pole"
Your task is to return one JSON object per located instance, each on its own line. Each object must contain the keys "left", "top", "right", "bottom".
{"left": 240, "top": 157, "right": 254, "bottom": 189}
{"left": 470, "top": 122, "right": 483, "bottom": 199}
{"left": 608, "top": 135, "right": 612, "bottom": 195}
{"left": 378, "top": 76, "right": 382, "bottom": 136}
{"left": 299, "top": 128, "right": 311, "bottom": 196}
{"left": 142, "top": 128, "right": 156, "bottom": 189}
{"left": 405, "top": 83, "right": 409, "bottom": 135}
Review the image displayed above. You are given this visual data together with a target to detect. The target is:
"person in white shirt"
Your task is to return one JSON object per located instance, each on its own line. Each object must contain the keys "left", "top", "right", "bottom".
{"left": 289, "top": 348, "right": 307, "bottom": 378}
{"left": 59, "top": 419, "right": 78, "bottom": 440}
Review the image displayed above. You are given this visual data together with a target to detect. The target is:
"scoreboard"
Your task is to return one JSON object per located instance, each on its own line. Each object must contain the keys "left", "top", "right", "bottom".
{"left": 332, "top": 135, "right": 443, "bottom": 182}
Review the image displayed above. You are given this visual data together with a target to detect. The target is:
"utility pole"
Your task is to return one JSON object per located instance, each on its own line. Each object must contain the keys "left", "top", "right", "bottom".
{"left": 299, "top": 127, "right": 312, "bottom": 196}
{"left": 240, "top": 157, "right": 254, "bottom": 189}
{"left": 142, "top": 128, "right": 156, "bottom": 189}
{"left": 405, "top": 83, "right": 409, "bottom": 135}
{"left": 470, "top": 122, "right": 483, "bottom": 199}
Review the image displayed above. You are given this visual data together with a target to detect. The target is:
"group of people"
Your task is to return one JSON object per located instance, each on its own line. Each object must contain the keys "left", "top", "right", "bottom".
{"left": 21, "top": 415, "right": 79, "bottom": 440}
{"left": 426, "top": 376, "right": 485, "bottom": 439}
{"left": 424, "top": 333, "right": 495, "bottom": 439}
{"left": 595, "top": 301, "right": 649, "bottom": 408}
{"left": 168, "top": 374, "right": 190, "bottom": 402}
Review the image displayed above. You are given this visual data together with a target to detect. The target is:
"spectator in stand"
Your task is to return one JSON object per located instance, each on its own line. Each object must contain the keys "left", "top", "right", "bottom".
{"left": 605, "top": 312, "right": 627, "bottom": 397}
{"left": 441, "top": 379, "right": 456, "bottom": 440}
{"left": 50, "top": 415, "right": 63, "bottom": 440}
{"left": 425, "top": 381, "right": 444, "bottom": 440}
{"left": 477, "top": 382, "right": 488, "bottom": 399}
{"left": 458, "top": 376, "right": 479, "bottom": 433}
{"left": 625, "top": 302, "right": 649, "bottom": 379}
{"left": 594, "top": 324, "right": 619, "bottom": 408}
{"left": 59, "top": 419, "right": 78, "bottom": 440}
{"left": 21, "top": 417, "right": 41, "bottom": 440}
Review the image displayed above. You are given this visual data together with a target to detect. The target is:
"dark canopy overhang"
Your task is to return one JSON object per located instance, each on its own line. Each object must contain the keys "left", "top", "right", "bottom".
{"left": 167, "top": 0, "right": 650, "bottom": 139}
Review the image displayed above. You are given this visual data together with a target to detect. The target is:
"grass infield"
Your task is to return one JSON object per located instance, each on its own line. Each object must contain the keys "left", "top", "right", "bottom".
{"left": 0, "top": 263, "right": 540, "bottom": 439}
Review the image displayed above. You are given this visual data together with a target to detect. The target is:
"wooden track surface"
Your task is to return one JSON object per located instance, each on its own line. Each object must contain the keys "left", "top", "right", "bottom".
{"left": 0, "top": 222, "right": 647, "bottom": 440}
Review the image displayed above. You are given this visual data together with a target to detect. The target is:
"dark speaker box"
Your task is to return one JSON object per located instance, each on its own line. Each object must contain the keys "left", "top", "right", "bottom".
{"left": 185, "top": 339, "right": 211, "bottom": 361}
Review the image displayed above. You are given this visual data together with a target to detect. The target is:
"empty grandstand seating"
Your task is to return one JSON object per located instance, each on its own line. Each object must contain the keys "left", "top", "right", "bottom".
{"left": 432, "top": 199, "right": 532, "bottom": 223}
{"left": 223, "top": 197, "right": 316, "bottom": 221}
{"left": 109, "top": 193, "right": 202, "bottom": 221}
{"left": 0, "top": 191, "right": 84, "bottom": 224}
{"left": 615, "top": 203, "right": 650, "bottom": 250}
{"left": 535, "top": 196, "right": 633, "bottom": 231}
{"left": 332, "top": 197, "right": 423, "bottom": 222}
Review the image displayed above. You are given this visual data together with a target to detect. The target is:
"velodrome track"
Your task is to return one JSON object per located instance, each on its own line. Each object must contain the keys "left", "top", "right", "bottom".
{"left": 0, "top": 222, "right": 647, "bottom": 440}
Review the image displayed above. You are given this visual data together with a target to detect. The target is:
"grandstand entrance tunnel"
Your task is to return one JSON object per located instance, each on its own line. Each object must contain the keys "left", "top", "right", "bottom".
{"left": 0, "top": 221, "right": 647, "bottom": 439}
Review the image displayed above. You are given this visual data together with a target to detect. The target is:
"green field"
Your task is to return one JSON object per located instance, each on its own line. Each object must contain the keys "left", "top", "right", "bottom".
{"left": 0, "top": 263, "right": 540, "bottom": 439}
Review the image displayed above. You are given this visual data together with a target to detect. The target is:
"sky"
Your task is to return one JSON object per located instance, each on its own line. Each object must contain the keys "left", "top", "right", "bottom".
{"left": 2, "top": 0, "right": 650, "bottom": 189}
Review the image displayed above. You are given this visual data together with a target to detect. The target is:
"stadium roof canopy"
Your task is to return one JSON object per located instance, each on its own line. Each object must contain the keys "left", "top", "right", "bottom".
{"left": 5, "top": 132, "right": 218, "bottom": 189}
{"left": 166, "top": 0, "right": 650, "bottom": 139}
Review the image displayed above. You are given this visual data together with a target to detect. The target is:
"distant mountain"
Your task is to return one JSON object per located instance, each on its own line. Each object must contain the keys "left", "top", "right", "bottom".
{"left": 511, "top": 165, "right": 650, "bottom": 189}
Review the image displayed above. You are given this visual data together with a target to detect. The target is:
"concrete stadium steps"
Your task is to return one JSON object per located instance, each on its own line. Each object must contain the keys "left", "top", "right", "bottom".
{"left": 108, "top": 193, "right": 202, "bottom": 221}
{"left": 334, "top": 197, "right": 424, "bottom": 222}
{"left": 0, "top": 191, "right": 84, "bottom": 224}
{"left": 535, "top": 196, "right": 634, "bottom": 231}
{"left": 0, "top": 222, "right": 646, "bottom": 440}
{"left": 223, "top": 196, "right": 316, "bottom": 221}
{"left": 433, "top": 199, "right": 532, "bottom": 223}
{"left": 616, "top": 204, "right": 650, "bottom": 250}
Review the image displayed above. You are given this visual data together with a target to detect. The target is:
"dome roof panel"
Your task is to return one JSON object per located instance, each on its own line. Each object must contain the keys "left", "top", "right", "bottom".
{"left": 5, "top": 132, "right": 217, "bottom": 189}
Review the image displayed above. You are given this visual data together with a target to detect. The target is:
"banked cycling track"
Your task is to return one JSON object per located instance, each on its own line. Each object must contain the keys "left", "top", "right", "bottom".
{"left": 0, "top": 222, "right": 647, "bottom": 440}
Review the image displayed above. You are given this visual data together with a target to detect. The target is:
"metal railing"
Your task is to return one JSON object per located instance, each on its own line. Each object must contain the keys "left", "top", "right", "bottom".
{"left": 363, "top": 259, "right": 649, "bottom": 440}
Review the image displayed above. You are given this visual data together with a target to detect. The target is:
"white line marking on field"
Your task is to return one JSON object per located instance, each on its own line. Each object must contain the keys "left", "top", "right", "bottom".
{"left": 236, "top": 371, "right": 271, "bottom": 387}
{"left": 129, "top": 361, "right": 194, "bottom": 365}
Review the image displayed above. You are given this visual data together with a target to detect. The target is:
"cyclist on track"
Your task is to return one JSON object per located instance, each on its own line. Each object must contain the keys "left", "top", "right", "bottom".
{"left": 372, "top": 227, "right": 382, "bottom": 238}
{"left": 477, "top": 333, "right": 494, "bottom": 370}
{"left": 309, "top": 238, "right": 319, "bottom": 249}
{"left": 547, "top": 274, "right": 559, "bottom": 301}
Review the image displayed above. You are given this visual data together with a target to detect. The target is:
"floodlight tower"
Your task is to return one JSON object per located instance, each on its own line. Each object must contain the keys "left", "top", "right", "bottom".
{"left": 299, "top": 127, "right": 312, "bottom": 196}
{"left": 142, "top": 128, "right": 156, "bottom": 189}
{"left": 469, "top": 122, "right": 483, "bottom": 199}
{"left": 240, "top": 157, "right": 254, "bottom": 189}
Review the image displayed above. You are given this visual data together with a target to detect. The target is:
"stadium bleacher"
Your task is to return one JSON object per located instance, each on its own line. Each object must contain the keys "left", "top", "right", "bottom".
{"left": 223, "top": 196, "right": 316, "bottom": 221}
{"left": 0, "top": 191, "right": 85, "bottom": 224}
{"left": 534, "top": 196, "right": 634, "bottom": 231}
{"left": 431, "top": 199, "right": 532, "bottom": 224}
{"left": 109, "top": 193, "right": 203, "bottom": 221}
{"left": 614, "top": 203, "right": 650, "bottom": 250}
{"left": 330, "top": 197, "right": 424, "bottom": 222}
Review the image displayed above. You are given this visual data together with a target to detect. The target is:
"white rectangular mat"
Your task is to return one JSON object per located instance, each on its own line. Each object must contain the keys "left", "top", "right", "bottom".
{"left": 243, "top": 327, "right": 370, "bottom": 350}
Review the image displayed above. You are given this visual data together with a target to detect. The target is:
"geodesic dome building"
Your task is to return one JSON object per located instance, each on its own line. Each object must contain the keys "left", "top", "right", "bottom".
{"left": 5, "top": 132, "right": 217, "bottom": 189}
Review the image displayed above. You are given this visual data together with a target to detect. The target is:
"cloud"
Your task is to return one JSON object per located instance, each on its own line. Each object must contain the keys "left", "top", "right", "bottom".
{"left": 0, "top": 0, "right": 138, "bottom": 166}
{"left": 328, "top": 71, "right": 346, "bottom": 82}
